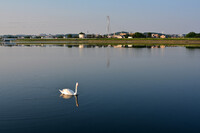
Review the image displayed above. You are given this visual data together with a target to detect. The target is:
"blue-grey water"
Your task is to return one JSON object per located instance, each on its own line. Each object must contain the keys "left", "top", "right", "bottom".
{"left": 0, "top": 46, "right": 200, "bottom": 133}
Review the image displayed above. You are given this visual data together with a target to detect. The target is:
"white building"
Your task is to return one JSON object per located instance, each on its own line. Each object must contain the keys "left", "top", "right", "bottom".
{"left": 79, "top": 32, "right": 85, "bottom": 39}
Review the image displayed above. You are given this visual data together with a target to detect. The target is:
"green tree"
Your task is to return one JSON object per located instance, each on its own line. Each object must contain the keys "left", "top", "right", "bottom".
{"left": 133, "top": 32, "right": 146, "bottom": 38}
{"left": 195, "top": 33, "right": 200, "bottom": 38}
{"left": 35, "top": 36, "right": 41, "bottom": 38}
{"left": 7, "top": 35, "right": 17, "bottom": 38}
{"left": 67, "top": 34, "right": 72, "bottom": 38}
{"left": 57, "top": 35, "right": 64, "bottom": 38}
{"left": 24, "top": 36, "right": 31, "bottom": 39}
{"left": 124, "top": 34, "right": 129, "bottom": 38}
{"left": 147, "top": 32, "right": 152, "bottom": 38}
{"left": 186, "top": 32, "right": 197, "bottom": 38}
{"left": 74, "top": 35, "right": 79, "bottom": 38}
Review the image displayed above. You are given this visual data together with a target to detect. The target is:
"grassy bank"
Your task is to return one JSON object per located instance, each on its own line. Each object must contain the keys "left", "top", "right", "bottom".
{"left": 14, "top": 38, "right": 200, "bottom": 46}
{"left": 16, "top": 38, "right": 200, "bottom": 41}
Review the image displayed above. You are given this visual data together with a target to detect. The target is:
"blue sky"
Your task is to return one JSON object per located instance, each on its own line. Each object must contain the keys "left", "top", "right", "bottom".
{"left": 0, "top": 0, "right": 199, "bottom": 35}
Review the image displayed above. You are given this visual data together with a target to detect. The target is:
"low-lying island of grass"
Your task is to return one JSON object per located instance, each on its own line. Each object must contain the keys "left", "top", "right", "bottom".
{"left": 15, "top": 38, "right": 200, "bottom": 44}
{"left": 11, "top": 38, "right": 200, "bottom": 48}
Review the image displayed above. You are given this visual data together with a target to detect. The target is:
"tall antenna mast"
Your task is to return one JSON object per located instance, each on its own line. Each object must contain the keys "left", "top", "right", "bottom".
{"left": 107, "top": 16, "right": 110, "bottom": 37}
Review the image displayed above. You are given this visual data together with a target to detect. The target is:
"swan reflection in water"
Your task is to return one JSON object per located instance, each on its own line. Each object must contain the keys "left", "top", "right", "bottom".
{"left": 60, "top": 94, "right": 79, "bottom": 107}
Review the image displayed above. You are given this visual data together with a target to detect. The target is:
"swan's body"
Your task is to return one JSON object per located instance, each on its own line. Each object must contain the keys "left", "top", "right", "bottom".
{"left": 59, "top": 82, "right": 79, "bottom": 96}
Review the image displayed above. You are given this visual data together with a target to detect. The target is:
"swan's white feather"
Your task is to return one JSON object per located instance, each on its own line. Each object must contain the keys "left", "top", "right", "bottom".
{"left": 60, "top": 89, "right": 75, "bottom": 95}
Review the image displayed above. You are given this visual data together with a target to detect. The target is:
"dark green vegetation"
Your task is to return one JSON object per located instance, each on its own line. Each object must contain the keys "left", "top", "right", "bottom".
{"left": 67, "top": 34, "right": 72, "bottom": 38}
{"left": 185, "top": 32, "right": 200, "bottom": 38}
{"left": 132, "top": 32, "right": 146, "bottom": 38}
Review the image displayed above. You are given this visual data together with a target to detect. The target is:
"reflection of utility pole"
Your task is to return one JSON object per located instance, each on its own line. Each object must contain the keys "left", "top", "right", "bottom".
{"left": 106, "top": 47, "right": 110, "bottom": 68}
{"left": 107, "top": 16, "right": 110, "bottom": 38}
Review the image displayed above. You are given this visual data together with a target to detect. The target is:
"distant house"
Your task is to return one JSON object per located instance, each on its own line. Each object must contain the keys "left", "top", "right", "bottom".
{"left": 160, "top": 35, "right": 167, "bottom": 38}
{"left": 112, "top": 35, "right": 124, "bottom": 39}
{"left": 120, "top": 33, "right": 128, "bottom": 36}
{"left": 152, "top": 34, "right": 160, "bottom": 38}
{"left": 79, "top": 32, "right": 85, "bottom": 39}
{"left": 129, "top": 33, "right": 135, "bottom": 36}
{"left": 107, "top": 35, "right": 112, "bottom": 38}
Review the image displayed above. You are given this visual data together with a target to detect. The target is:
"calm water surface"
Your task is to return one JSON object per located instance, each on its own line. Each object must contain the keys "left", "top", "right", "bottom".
{"left": 0, "top": 46, "right": 200, "bottom": 133}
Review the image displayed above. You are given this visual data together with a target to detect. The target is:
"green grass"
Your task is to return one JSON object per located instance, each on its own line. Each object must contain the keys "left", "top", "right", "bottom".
{"left": 15, "top": 38, "right": 200, "bottom": 42}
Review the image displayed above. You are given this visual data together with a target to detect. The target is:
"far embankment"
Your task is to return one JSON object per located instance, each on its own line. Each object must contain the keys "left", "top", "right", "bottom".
{"left": 14, "top": 38, "right": 200, "bottom": 47}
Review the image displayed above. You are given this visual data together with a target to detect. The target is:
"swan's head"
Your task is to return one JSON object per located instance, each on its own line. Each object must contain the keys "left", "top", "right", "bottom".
{"left": 76, "top": 82, "right": 79, "bottom": 86}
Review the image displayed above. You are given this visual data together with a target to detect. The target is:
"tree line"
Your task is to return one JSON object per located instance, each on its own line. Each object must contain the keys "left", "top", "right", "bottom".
{"left": 185, "top": 32, "right": 200, "bottom": 38}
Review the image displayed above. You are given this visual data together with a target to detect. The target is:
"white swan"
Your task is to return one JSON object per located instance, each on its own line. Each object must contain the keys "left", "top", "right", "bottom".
{"left": 59, "top": 82, "right": 79, "bottom": 96}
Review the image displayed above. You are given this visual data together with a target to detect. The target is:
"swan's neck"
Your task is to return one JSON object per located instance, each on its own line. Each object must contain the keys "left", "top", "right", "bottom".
{"left": 74, "top": 84, "right": 78, "bottom": 95}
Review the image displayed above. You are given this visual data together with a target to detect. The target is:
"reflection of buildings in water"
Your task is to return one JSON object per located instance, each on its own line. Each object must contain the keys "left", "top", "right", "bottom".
{"left": 150, "top": 45, "right": 166, "bottom": 57}
{"left": 78, "top": 44, "right": 111, "bottom": 68}
{"left": 60, "top": 94, "right": 79, "bottom": 107}
{"left": 151, "top": 45, "right": 165, "bottom": 49}
{"left": 79, "top": 45, "right": 84, "bottom": 48}
{"left": 113, "top": 45, "right": 122, "bottom": 48}
{"left": 2, "top": 42, "right": 17, "bottom": 46}
{"left": 160, "top": 45, "right": 165, "bottom": 48}
{"left": 151, "top": 46, "right": 158, "bottom": 48}
{"left": 160, "top": 45, "right": 165, "bottom": 57}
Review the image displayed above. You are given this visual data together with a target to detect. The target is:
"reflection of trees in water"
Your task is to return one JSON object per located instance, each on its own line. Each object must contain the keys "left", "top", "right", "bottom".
{"left": 60, "top": 94, "right": 79, "bottom": 107}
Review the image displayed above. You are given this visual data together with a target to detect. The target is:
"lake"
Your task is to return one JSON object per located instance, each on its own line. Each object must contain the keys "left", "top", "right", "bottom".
{"left": 0, "top": 46, "right": 200, "bottom": 133}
